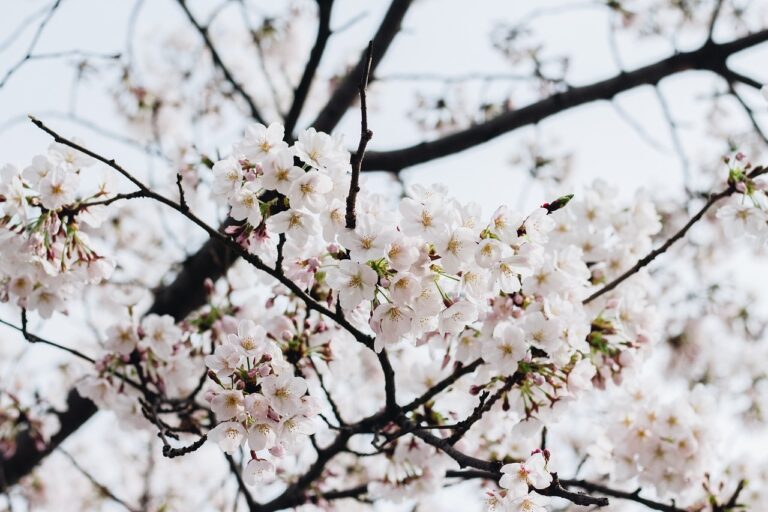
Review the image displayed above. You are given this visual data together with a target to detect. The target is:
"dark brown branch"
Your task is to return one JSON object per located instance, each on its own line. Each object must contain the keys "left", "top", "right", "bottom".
{"left": 584, "top": 166, "right": 768, "bottom": 304}
{"left": 361, "top": 29, "right": 768, "bottom": 172}
{"left": 728, "top": 82, "right": 768, "bottom": 146}
{"left": 260, "top": 430, "right": 353, "bottom": 510}
{"left": 312, "top": 0, "right": 414, "bottom": 132}
{"left": 707, "top": 0, "right": 725, "bottom": 41}
{"left": 559, "top": 478, "right": 686, "bottom": 512}
{"left": 175, "top": 0, "right": 265, "bottom": 124}
{"left": 1, "top": 385, "right": 98, "bottom": 490}
{"left": 402, "top": 359, "right": 483, "bottom": 413}
{"left": 312, "top": 483, "right": 369, "bottom": 503}
{"left": 175, "top": 172, "right": 189, "bottom": 212}
{"left": 716, "top": 67, "right": 768, "bottom": 145}
{"left": 308, "top": 356, "right": 345, "bottom": 426}
{"left": 345, "top": 41, "right": 374, "bottom": 230}
{"left": 717, "top": 479, "right": 747, "bottom": 511}
{"left": 284, "top": 0, "right": 334, "bottom": 136}
{"left": 445, "top": 374, "right": 519, "bottom": 444}
{"left": 717, "top": 66, "right": 764, "bottom": 89}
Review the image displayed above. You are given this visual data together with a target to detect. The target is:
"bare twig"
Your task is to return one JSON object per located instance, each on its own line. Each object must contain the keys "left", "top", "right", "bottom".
{"left": 0, "top": 0, "right": 63, "bottom": 89}
{"left": 224, "top": 453, "right": 260, "bottom": 511}
{"left": 707, "top": 0, "right": 725, "bottom": 41}
{"left": 176, "top": 172, "right": 189, "bottom": 212}
{"left": 312, "top": 0, "right": 414, "bottom": 132}
{"left": 654, "top": 86, "right": 690, "bottom": 185}
{"left": 559, "top": 478, "right": 686, "bottom": 512}
{"left": 0, "top": 315, "right": 95, "bottom": 365}
{"left": 175, "top": 0, "right": 265, "bottom": 124}
{"left": 345, "top": 41, "right": 374, "bottom": 230}
{"left": 59, "top": 448, "right": 140, "bottom": 512}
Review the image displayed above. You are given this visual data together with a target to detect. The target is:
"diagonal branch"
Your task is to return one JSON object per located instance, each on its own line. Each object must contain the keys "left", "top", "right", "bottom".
{"left": 59, "top": 448, "right": 140, "bottom": 512}
{"left": 0, "top": 0, "right": 63, "bottom": 90}
{"left": 312, "top": 0, "right": 414, "bottom": 132}
{"left": 176, "top": 0, "right": 266, "bottom": 124}
{"left": 284, "top": 0, "right": 334, "bottom": 136}
{"left": 584, "top": 165, "right": 768, "bottom": 304}
{"left": 361, "top": 29, "right": 768, "bottom": 173}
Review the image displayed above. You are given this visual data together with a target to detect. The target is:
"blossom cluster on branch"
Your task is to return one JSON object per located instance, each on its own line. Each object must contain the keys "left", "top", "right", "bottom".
{"left": 3, "top": 94, "right": 768, "bottom": 512}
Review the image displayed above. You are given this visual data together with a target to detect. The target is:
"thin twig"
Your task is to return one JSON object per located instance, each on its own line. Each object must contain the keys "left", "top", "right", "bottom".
{"left": 0, "top": 0, "right": 63, "bottom": 89}
{"left": 345, "top": 41, "right": 374, "bottom": 230}
{"left": 176, "top": 172, "right": 189, "bottom": 212}
{"left": 0, "top": 315, "right": 95, "bottom": 365}
{"left": 584, "top": 166, "right": 768, "bottom": 304}
{"left": 654, "top": 86, "right": 690, "bottom": 186}
{"left": 59, "top": 448, "right": 140, "bottom": 512}
{"left": 225, "top": 453, "right": 260, "bottom": 511}
{"left": 175, "top": 0, "right": 265, "bottom": 124}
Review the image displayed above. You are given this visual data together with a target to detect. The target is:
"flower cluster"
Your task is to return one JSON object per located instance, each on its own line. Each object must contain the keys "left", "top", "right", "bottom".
{"left": 0, "top": 142, "right": 114, "bottom": 318}
{"left": 0, "top": 391, "right": 60, "bottom": 459}
{"left": 211, "top": 122, "right": 351, "bottom": 263}
{"left": 77, "top": 311, "right": 201, "bottom": 427}
{"left": 204, "top": 318, "right": 319, "bottom": 485}
{"left": 715, "top": 153, "right": 768, "bottom": 243}
{"left": 485, "top": 451, "right": 552, "bottom": 512}
{"left": 209, "top": 124, "right": 664, "bottom": 419}
{"left": 597, "top": 385, "right": 714, "bottom": 499}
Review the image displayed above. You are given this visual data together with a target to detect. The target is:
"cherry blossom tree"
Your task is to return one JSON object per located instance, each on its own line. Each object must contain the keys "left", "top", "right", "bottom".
{"left": 2, "top": 1, "right": 768, "bottom": 511}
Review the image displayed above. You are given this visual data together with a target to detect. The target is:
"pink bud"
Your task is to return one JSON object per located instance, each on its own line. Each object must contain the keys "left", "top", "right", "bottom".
{"left": 204, "top": 278, "right": 215, "bottom": 296}
{"left": 306, "top": 257, "right": 321, "bottom": 272}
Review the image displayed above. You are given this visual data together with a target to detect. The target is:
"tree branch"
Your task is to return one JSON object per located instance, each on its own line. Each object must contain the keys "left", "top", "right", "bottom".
{"left": 361, "top": 29, "right": 768, "bottom": 172}
{"left": 284, "top": 0, "right": 334, "bottom": 136}
{"left": 584, "top": 165, "right": 768, "bottom": 304}
{"left": 312, "top": 0, "right": 414, "bottom": 132}
{"left": 345, "top": 41, "right": 374, "bottom": 230}
{"left": 175, "top": 0, "right": 265, "bottom": 124}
